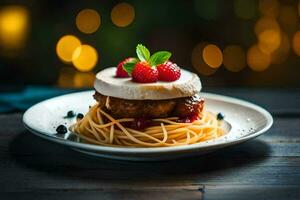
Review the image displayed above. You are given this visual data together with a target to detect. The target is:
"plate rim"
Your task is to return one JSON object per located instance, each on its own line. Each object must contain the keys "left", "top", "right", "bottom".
{"left": 23, "top": 90, "right": 273, "bottom": 154}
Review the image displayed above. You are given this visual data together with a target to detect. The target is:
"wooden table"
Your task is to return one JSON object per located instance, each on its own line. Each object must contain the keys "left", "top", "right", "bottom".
{"left": 1, "top": 88, "right": 299, "bottom": 200}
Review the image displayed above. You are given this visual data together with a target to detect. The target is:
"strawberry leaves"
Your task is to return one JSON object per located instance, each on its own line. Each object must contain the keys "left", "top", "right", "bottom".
{"left": 136, "top": 44, "right": 171, "bottom": 66}
{"left": 149, "top": 51, "right": 172, "bottom": 66}
{"left": 122, "top": 44, "right": 172, "bottom": 74}
{"left": 136, "top": 44, "right": 150, "bottom": 62}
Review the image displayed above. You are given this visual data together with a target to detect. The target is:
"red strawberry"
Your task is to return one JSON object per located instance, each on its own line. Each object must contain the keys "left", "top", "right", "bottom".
{"left": 157, "top": 61, "right": 181, "bottom": 82}
{"left": 132, "top": 61, "right": 158, "bottom": 83}
{"left": 116, "top": 58, "right": 134, "bottom": 78}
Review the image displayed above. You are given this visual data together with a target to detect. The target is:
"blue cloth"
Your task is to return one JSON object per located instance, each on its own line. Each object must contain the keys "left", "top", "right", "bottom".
{"left": 0, "top": 86, "right": 80, "bottom": 113}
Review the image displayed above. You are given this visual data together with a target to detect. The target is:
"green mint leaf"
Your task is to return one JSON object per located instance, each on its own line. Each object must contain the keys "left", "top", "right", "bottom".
{"left": 149, "top": 51, "right": 172, "bottom": 66}
{"left": 122, "top": 59, "right": 138, "bottom": 75}
{"left": 123, "top": 62, "right": 136, "bottom": 75}
{"left": 136, "top": 44, "right": 150, "bottom": 62}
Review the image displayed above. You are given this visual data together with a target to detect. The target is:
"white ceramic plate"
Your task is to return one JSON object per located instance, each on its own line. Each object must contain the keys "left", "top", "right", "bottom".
{"left": 23, "top": 91, "right": 273, "bottom": 161}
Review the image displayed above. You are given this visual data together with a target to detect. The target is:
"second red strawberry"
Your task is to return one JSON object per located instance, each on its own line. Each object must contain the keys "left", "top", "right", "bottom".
{"left": 132, "top": 61, "right": 158, "bottom": 83}
{"left": 157, "top": 61, "right": 181, "bottom": 82}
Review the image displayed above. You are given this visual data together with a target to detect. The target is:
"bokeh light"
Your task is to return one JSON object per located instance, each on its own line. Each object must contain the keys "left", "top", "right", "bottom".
{"left": 0, "top": 6, "right": 29, "bottom": 50}
{"left": 202, "top": 44, "right": 223, "bottom": 69}
{"left": 255, "top": 17, "right": 280, "bottom": 36}
{"left": 56, "top": 35, "right": 81, "bottom": 63}
{"left": 72, "top": 44, "right": 98, "bottom": 72}
{"left": 279, "top": 6, "right": 298, "bottom": 33}
{"left": 292, "top": 31, "right": 300, "bottom": 56}
{"left": 223, "top": 45, "right": 246, "bottom": 72}
{"left": 194, "top": 0, "right": 218, "bottom": 20}
{"left": 255, "top": 17, "right": 281, "bottom": 54}
{"left": 111, "top": 3, "right": 135, "bottom": 27}
{"left": 247, "top": 44, "right": 271, "bottom": 71}
{"left": 191, "top": 42, "right": 217, "bottom": 76}
{"left": 259, "top": 0, "right": 280, "bottom": 18}
{"left": 76, "top": 9, "right": 101, "bottom": 34}
{"left": 258, "top": 29, "right": 281, "bottom": 54}
{"left": 271, "top": 32, "right": 290, "bottom": 64}
{"left": 234, "top": 0, "right": 256, "bottom": 20}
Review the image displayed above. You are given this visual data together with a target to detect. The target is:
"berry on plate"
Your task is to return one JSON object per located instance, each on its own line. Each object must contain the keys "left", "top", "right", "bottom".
{"left": 157, "top": 61, "right": 181, "bottom": 81}
{"left": 132, "top": 61, "right": 158, "bottom": 83}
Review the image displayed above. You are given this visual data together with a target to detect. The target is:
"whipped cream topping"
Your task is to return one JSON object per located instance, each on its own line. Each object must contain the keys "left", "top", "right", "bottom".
{"left": 94, "top": 67, "right": 201, "bottom": 100}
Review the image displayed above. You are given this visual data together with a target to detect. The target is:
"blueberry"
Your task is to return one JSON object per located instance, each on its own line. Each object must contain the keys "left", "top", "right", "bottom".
{"left": 217, "top": 113, "right": 224, "bottom": 120}
{"left": 77, "top": 113, "right": 84, "bottom": 119}
{"left": 67, "top": 110, "right": 76, "bottom": 118}
{"left": 56, "top": 125, "right": 68, "bottom": 134}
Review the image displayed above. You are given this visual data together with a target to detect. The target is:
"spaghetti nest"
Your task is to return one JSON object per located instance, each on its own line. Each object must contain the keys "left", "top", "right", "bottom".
{"left": 69, "top": 104, "right": 225, "bottom": 147}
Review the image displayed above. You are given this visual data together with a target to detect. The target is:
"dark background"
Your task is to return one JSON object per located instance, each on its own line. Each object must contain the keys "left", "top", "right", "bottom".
{"left": 0, "top": 0, "right": 299, "bottom": 87}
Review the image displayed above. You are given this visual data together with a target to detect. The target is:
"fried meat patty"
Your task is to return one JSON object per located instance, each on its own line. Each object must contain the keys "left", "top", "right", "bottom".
{"left": 93, "top": 92, "right": 204, "bottom": 119}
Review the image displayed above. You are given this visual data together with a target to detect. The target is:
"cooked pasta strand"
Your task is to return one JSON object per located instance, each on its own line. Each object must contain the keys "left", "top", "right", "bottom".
{"left": 69, "top": 104, "right": 225, "bottom": 147}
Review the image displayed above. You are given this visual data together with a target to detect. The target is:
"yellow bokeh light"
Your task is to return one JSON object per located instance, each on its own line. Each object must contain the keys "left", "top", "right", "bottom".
{"left": 72, "top": 44, "right": 98, "bottom": 72}
{"left": 56, "top": 35, "right": 81, "bottom": 63}
{"left": 292, "top": 31, "right": 300, "bottom": 56}
{"left": 191, "top": 42, "right": 217, "bottom": 76}
{"left": 0, "top": 6, "right": 29, "bottom": 49}
{"left": 223, "top": 45, "right": 246, "bottom": 72}
{"left": 258, "top": 29, "right": 281, "bottom": 54}
{"left": 255, "top": 17, "right": 281, "bottom": 54}
{"left": 279, "top": 6, "right": 298, "bottom": 32}
{"left": 259, "top": 0, "right": 279, "bottom": 18}
{"left": 255, "top": 17, "right": 280, "bottom": 36}
{"left": 111, "top": 3, "right": 135, "bottom": 27}
{"left": 247, "top": 45, "right": 271, "bottom": 71}
{"left": 202, "top": 44, "right": 223, "bottom": 69}
{"left": 76, "top": 9, "right": 101, "bottom": 34}
{"left": 271, "top": 32, "right": 290, "bottom": 64}
{"left": 74, "top": 72, "right": 95, "bottom": 88}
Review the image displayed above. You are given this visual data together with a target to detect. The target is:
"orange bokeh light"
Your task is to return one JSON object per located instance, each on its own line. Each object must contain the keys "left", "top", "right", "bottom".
{"left": 247, "top": 45, "right": 271, "bottom": 71}
{"left": 76, "top": 9, "right": 101, "bottom": 34}
{"left": 111, "top": 3, "right": 135, "bottom": 27}
{"left": 191, "top": 42, "right": 217, "bottom": 76}
{"left": 223, "top": 45, "right": 246, "bottom": 72}
{"left": 72, "top": 44, "right": 98, "bottom": 72}
{"left": 56, "top": 35, "right": 81, "bottom": 63}
{"left": 271, "top": 32, "right": 290, "bottom": 64}
{"left": 255, "top": 17, "right": 281, "bottom": 54}
{"left": 258, "top": 29, "right": 281, "bottom": 54}
{"left": 202, "top": 44, "right": 223, "bottom": 69}
{"left": 255, "top": 17, "right": 280, "bottom": 36}
{"left": 0, "top": 6, "right": 29, "bottom": 50}
{"left": 292, "top": 31, "right": 300, "bottom": 56}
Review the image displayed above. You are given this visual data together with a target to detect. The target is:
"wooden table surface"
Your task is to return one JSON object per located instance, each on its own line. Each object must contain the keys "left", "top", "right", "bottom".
{"left": 0, "top": 88, "right": 299, "bottom": 200}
